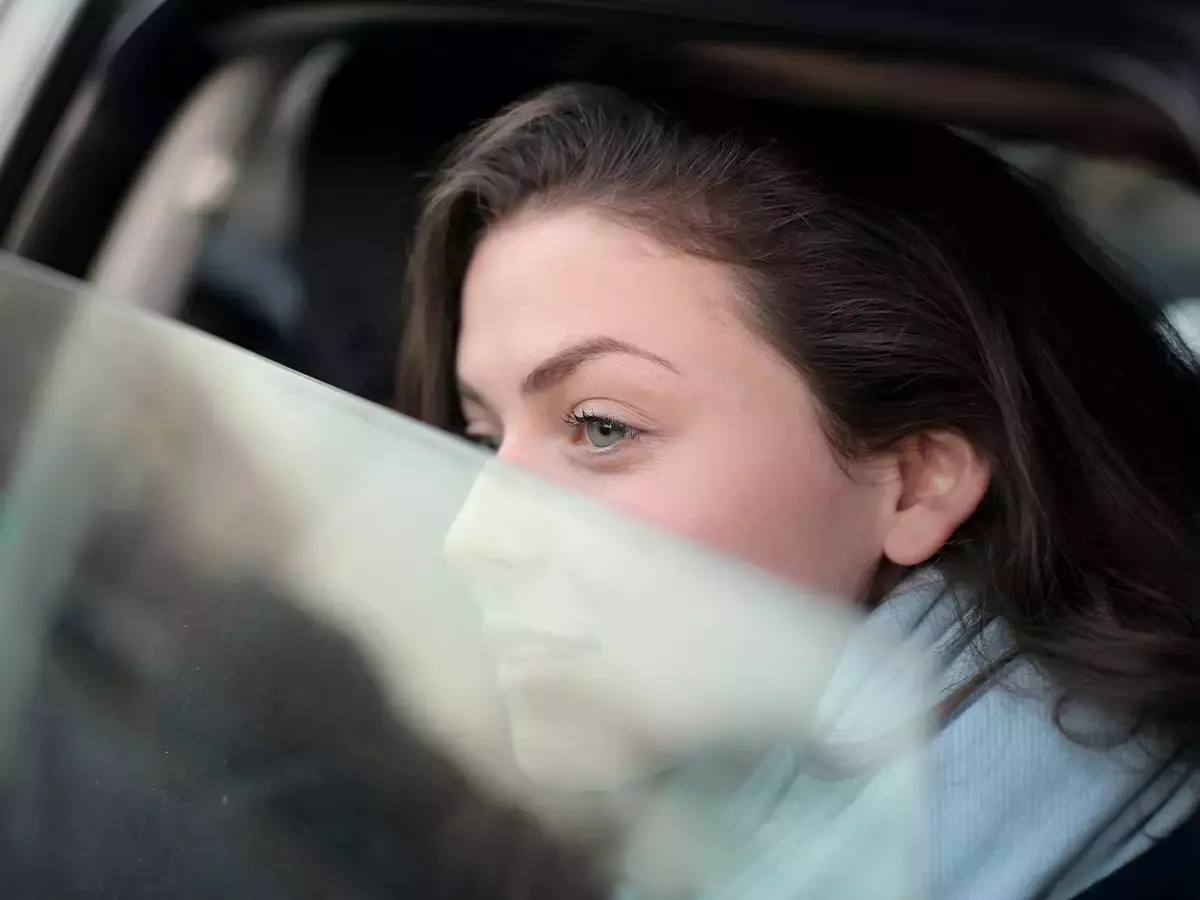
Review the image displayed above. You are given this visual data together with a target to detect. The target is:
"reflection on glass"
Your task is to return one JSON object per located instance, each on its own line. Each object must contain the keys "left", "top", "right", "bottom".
{"left": 0, "top": 254, "right": 932, "bottom": 899}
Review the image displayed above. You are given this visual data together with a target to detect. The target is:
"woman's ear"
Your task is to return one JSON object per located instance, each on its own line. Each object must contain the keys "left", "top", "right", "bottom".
{"left": 877, "top": 431, "right": 990, "bottom": 567}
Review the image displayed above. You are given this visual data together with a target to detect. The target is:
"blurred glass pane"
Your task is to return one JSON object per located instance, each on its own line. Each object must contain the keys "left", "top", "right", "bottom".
{"left": 0, "top": 256, "right": 80, "bottom": 487}
{"left": 0, "top": 253, "right": 932, "bottom": 900}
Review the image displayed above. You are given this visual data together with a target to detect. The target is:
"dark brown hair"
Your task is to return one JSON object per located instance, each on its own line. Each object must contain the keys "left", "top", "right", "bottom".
{"left": 398, "top": 82, "right": 1200, "bottom": 753}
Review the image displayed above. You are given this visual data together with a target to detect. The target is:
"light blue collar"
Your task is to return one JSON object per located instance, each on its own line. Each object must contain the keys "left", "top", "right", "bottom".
{"left": 615, "top": 572, "right": 1197, "bottom": 900}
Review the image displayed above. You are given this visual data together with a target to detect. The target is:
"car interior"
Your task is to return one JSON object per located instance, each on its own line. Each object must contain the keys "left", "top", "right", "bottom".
{"left": 1, "top": 1, "right": 1199, "bottom": 897}
{"left": 4, "top": 2, "right": 1200, "bottom": 408}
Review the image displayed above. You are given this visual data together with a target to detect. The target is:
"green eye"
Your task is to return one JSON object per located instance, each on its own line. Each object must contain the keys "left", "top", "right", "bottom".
{"left": 566, "top": 411, "right": 639, "bottom": 450}
{"left": 585, "top": 417, "right": 629, "bottom": 449}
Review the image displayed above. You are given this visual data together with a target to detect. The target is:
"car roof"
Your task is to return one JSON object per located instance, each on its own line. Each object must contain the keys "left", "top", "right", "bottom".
{"left": 169, "top": 0, "right": 1198, "bottom": 180}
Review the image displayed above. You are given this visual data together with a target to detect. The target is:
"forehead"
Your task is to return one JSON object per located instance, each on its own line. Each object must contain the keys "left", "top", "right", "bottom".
{"left": 456, "top": 208, "right": 758, "bottom": 381}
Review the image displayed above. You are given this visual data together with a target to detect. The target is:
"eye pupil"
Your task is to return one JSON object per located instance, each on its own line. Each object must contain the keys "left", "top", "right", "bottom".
{"left": 585, "top": 418, "right": 626, "bottom": 448}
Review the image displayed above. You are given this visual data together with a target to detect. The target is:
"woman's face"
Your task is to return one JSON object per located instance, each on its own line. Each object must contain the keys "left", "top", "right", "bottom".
{"left": 445, "top": 208, "right": 904, "bottom": 787}
{"left": 454, "top": 208, "right": 893, "bottom": 600}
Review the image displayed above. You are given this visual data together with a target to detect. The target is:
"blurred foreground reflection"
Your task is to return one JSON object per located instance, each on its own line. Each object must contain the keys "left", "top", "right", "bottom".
{"left": 0, "top": 254, "right": 931, "bottom": 899}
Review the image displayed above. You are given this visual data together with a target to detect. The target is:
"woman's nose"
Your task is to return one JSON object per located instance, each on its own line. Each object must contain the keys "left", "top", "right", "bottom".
{"left": 442, "top": 458, "right": 554, "bottom": 582}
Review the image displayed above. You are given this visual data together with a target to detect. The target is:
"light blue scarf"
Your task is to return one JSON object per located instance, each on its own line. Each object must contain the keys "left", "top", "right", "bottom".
{"left": 615, "top": 573, "right": 1198, "bottom": 900}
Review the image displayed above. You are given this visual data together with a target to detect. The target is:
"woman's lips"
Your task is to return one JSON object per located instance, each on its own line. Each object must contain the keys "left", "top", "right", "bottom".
{"left": 484, "top": 625, "right": 602, "bottom": 688}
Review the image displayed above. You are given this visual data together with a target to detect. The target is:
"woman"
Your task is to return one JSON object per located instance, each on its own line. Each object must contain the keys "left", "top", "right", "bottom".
{"left": 396, "top": 82, "right": 1200, "bottom": 899}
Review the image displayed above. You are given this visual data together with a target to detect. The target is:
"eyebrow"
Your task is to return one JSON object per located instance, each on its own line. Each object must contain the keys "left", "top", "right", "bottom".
{"left": 457, "top": 337, "right": 679, "bottom": 409}
{"left": 521, "top": 337, "right": 678, "bottom": 394}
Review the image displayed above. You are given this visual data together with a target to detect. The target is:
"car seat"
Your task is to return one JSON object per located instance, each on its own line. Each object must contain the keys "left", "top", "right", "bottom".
{"left": 183, "top": 47, "right": 553, "bottom": 406}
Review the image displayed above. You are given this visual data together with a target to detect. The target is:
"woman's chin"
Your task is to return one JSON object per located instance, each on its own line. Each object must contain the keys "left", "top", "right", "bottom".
{"left": 507, "top": 708, "right": 669, "bottom": 791}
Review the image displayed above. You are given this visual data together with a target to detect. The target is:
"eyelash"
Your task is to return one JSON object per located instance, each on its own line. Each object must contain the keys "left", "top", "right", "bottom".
{"left": 466, "top": 433, "right": 501, "bottom": 452}
{"left": 563, "top": 410, "right": 641, "bottom": 447}
{"left": 462, "top": 411, "right": 641, "bottom": 454}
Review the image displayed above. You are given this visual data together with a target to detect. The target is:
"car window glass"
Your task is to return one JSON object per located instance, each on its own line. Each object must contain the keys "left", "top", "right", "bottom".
{"left": 0, "top": 253, "right": 83, "bottom": 488}
{"left": 0, "top": 251, "right": 931, "bottom": 899}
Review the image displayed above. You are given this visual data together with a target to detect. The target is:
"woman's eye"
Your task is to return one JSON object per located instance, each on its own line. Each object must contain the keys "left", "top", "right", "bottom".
{"left": 585, "top": 418, "right": 629, "bottom": 449}
{"left": 566, "top": 411, "right": 638, "bottom": 450}
{"left": 467, "top": 433, "right": 501, "bottom": 453}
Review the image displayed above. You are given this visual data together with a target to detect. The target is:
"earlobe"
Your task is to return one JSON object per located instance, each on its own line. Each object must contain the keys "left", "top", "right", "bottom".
{"left": 880, "top": 431, "right": 990, "bottom": 567}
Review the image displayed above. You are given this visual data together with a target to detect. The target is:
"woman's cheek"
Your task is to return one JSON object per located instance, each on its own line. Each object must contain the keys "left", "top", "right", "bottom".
{"left": 590, "top": 438, "right": 880, "bottom": 599}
